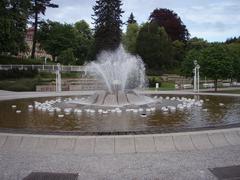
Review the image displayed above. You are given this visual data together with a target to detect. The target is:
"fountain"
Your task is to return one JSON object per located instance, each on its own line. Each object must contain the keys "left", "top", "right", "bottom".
{"left": 2, "top": 44, "right": 239, "bottom": 134}
{"left": 68, "top": 46, "right": 155, "bottom": 107}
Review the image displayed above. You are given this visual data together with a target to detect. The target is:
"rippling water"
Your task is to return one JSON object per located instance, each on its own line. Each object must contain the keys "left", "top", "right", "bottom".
{"left": 0, "top": 95, "right": 239, "bottom": 133}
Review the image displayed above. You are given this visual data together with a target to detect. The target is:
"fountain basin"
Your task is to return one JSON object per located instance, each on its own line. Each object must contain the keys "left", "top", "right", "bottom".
{"left": 0, "top": 94, "right": 239, "bottom": 135}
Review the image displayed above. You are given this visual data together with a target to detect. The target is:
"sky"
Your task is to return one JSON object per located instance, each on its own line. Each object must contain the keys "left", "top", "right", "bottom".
{"left": 45, "top": 0, "right": 240, "bottom": 42}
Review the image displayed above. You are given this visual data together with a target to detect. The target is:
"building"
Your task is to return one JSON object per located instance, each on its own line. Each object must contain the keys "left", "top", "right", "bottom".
{"left": 20, "top": 27, "right": 52, "bottom": 60}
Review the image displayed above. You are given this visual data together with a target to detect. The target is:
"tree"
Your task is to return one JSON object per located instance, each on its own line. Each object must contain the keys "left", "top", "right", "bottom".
{"left": 75, "top": 20, "right": 92, "bottom": 39}
{"left": 127, "top": 13, "right": 137, "bottom": 24}
{"left": 30, "top": 0, "right": 58, "bottom": 59}
{"left": 225, "top": 36, "right": 240, "bottom": 44}
{"left": 38, "top": 21, "right": 76, "bottom": 61}
{"left": 201, "top": 44, "right": 234, "bottom": 91}
{"left": 92, "top": 0, "right": 124, "bottom": 53}
{"left": 180, "top": 49, "right": 201, "bottom": 77}
{"left": 186, "top": 37, "right": 209, "bottom": 50}
{"left": 38, "top": 20, "right": 94, "bottom": 65}
{"left": 136, "top": 22, "right": 174, "bottom": 74}
{"left": 172, "top": 40, "right": 185, "bottom": 63}
{"left": 149, "top": 8, "right": 189, "bottom": 41}
{"left": 58, "top": 48, "right": 75, "bottom": 65}
{"left": 181, "top": 44, "right": 234, "bottom": 91}
{"left": 228, "top": 43, "right": 240, "bottom": 81}
{"left": 122, "top": 23, "right": 139, "bottom": 54}
{"left": 73, "top": 20, "right": 94, "bottom": 64}
{"left": 0, "top": 0, "right": 30, "bottom": 55}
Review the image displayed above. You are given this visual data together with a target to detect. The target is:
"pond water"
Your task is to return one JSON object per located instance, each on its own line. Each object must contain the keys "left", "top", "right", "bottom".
{"left": 0, "top": 95, "right": 239, "bottom": 134}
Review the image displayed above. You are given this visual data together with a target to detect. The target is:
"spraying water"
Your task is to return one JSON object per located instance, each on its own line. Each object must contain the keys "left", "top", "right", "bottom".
{"left": 66, "top": 45, "right": 154, "bottom": 107}
{"left": 85, "top": 45, "right": 146, "bottom": 93}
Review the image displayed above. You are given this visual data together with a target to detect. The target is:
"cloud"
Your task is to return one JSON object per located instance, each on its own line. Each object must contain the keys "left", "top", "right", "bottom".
{"left": 44, "top": 0, "right": 240, "bottom": 42}
{"left": 174, "top": 0, "right": 240, "bottom": 41}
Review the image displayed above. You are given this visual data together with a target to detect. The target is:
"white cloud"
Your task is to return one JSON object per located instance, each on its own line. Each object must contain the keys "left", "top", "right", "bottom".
{"left": 43, "top": 0, "right": 240, "bottom": 42}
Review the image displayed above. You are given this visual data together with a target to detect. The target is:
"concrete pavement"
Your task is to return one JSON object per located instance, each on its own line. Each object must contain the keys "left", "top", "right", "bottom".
{"left": 0, "top": 127, "right": 240, "bottom": 179}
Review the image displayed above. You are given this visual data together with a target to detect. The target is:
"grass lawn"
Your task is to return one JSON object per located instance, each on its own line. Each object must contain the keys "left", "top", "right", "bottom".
{"left": 0, "top": 78, "right": 54, "bottom": 91}
{"left": 148, "top": 82, "right": 175, "bottom": 91}
{"left": 218, "top": 89, "right": 240, "bottom": 94}
{"left": 0, "top": 71, "right": 81, "bottom": 91}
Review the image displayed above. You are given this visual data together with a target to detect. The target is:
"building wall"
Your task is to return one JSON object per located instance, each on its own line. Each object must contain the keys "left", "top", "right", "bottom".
{"left": 19, "top": 27, "right": 52, "bottom": 60}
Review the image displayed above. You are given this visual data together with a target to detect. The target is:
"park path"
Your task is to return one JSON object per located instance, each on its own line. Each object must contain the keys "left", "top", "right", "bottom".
{"left": 0, "top": 127, "right": 240, "bottom": 179}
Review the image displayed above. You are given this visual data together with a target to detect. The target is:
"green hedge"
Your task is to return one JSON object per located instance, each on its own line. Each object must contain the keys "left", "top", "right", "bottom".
{"left": 148, "top": 76, "right": 162, "bottom": 87}
{"left": 0, "top": 55, "right": 45, "bottom": 65}
{"left": 0, "top": 78, "right": 55, "bottom": 91}
{"left": 0, "top": 79, "right": 38, "bottom": 91}
{"left": 0, "top": 69, "right": 38, "bottom": 80}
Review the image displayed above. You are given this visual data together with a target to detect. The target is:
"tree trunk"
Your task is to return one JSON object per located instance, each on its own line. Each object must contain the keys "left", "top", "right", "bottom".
{"left": 214, "top": 79, "right": 218, "bottom": 92}
{"left": 52, "top": 55, "right": 56, "bottom": 62}
{"left": 31, "top": 10, "right": 38, "bottom": 59}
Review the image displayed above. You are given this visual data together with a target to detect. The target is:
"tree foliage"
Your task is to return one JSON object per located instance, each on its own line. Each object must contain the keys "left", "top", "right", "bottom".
{"left": 127, "top": 13, "right": 137, "bottom": 24}
{"left": 30, "top": 0, "right": 58, "bottom": 58}
{"left": 149, "top": 8, "right": 189, "bottom": 42}
{"left": 136, "top": 22, "right": 174, "bottom": 75}
{"left": 73, "top": 20, "right": 94, "bottom": 64}
{"left": 122, "top": 23, "right": 139, "bottom": 54}
{"left": 58, "top": 48, "right": 75, "bottom": 65}
{"left": 172, "top": 40, "right": 185, "bottom": 63}
{"left": 225, "top": 36, "right": 240, "bottom": 44}
{"left": 228, "top": 43, "right": 240, "bottom": 81}
{"left": 38, "top": 20, "right": 94, "bottom": 64}
{"left": 181, "top": 44, "right": 234, "bottom": 91}
{"left": 38, "top": 21, "right": 76, "bottom": 61}
{"left": 0, "top": 0, "right": 30, "bottom": 55}
{"left": 186, "top": 37, "right": 209, "bottom": 50}
{"left": 92, "top": 0, "right": 124, "bottom": 53}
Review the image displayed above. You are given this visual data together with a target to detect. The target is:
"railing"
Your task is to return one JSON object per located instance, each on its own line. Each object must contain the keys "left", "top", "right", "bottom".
{"left": 0, "top": 64, "right": 85, "bottom": 72}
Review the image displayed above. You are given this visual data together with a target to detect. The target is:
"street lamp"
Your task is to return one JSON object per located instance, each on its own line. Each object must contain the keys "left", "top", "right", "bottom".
{"left": 56, "top": 63, "right": 62, "bottom": 92}
{"left": 193, "top": 60, "right": 200, "bottom": 93}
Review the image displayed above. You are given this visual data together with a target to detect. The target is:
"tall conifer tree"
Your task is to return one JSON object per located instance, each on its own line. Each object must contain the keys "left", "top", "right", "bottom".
{"left": 92, "top": 0, "right": 124, "bottom": 53}
{"left": 0, "top": 0, "right": 30, "bottom": 55}
{"left": 127, "top": 13, "right": 137, "bottom": 24}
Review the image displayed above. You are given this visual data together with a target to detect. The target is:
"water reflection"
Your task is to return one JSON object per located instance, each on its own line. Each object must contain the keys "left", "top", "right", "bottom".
{"left": 0, "top": 95, "right": 239, "bottom": 133}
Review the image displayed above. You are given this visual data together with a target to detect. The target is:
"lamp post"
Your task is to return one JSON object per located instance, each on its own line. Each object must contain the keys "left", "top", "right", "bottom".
{"left": 56, "top": 63, "right": 62, "bottom": 92}
{"left": 193, "top": 60, "right": 200, "bottom": 93}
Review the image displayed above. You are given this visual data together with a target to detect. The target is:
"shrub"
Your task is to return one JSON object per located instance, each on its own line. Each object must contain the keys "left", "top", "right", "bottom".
{"left": 0, "top": 69, "right": 38, "bottom": 80}
{"left": 148, "top": 77, "right": 162, "bottom": 88}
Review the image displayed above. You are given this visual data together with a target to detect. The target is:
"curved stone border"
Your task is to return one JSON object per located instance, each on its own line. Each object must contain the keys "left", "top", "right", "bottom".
{"left": 0, "top": 127, "right": 240, "bottom": 154}
{"left": 137, "top": 90, "right": 240, "bottom": 97}
{"left": 1, "top": 122, "right": 240, "bottom": 136}
{"left": 0, "top": 91, "right": 95, "bottom": 101}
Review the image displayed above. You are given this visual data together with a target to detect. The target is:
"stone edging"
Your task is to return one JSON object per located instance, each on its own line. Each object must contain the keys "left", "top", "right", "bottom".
{"left": 0, "top": 127, "right": 240, "bottom": 154}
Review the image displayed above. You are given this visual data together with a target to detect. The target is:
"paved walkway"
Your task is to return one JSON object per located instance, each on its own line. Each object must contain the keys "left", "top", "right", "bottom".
{"left": 0, "top": 128, "right": 240, "bottom": 179}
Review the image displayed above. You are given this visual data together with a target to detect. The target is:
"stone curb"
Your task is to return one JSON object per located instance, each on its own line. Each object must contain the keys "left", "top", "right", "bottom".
{"left": 0, "top": 127, "right": 239, "bottom": 154}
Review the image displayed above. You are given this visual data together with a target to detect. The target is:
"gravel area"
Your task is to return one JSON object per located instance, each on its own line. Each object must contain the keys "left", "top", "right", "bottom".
{"left": 1, "top": 145, "right": 240, "bottom": 180}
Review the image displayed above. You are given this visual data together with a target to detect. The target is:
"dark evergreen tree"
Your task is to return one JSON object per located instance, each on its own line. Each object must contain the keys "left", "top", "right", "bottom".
{"left": 0, "top": 0, "right": 30, "bottom": 55}
{"left": 149, "top": 8, "right": 190, "bottom": 41}
{"left": 92, "top": 0, "right": 124, "bottom": 53}
{"left": 127, "top": 13, "right": 137, "bottom": 24}
{"left": 225, "top": 36, "right": 240, "bottom": 44}
{"left": 136, "top": 22, "right": 174, "bottom": 74}
{"left": 30, "top": 0, "right": 58, "bottom": 59}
